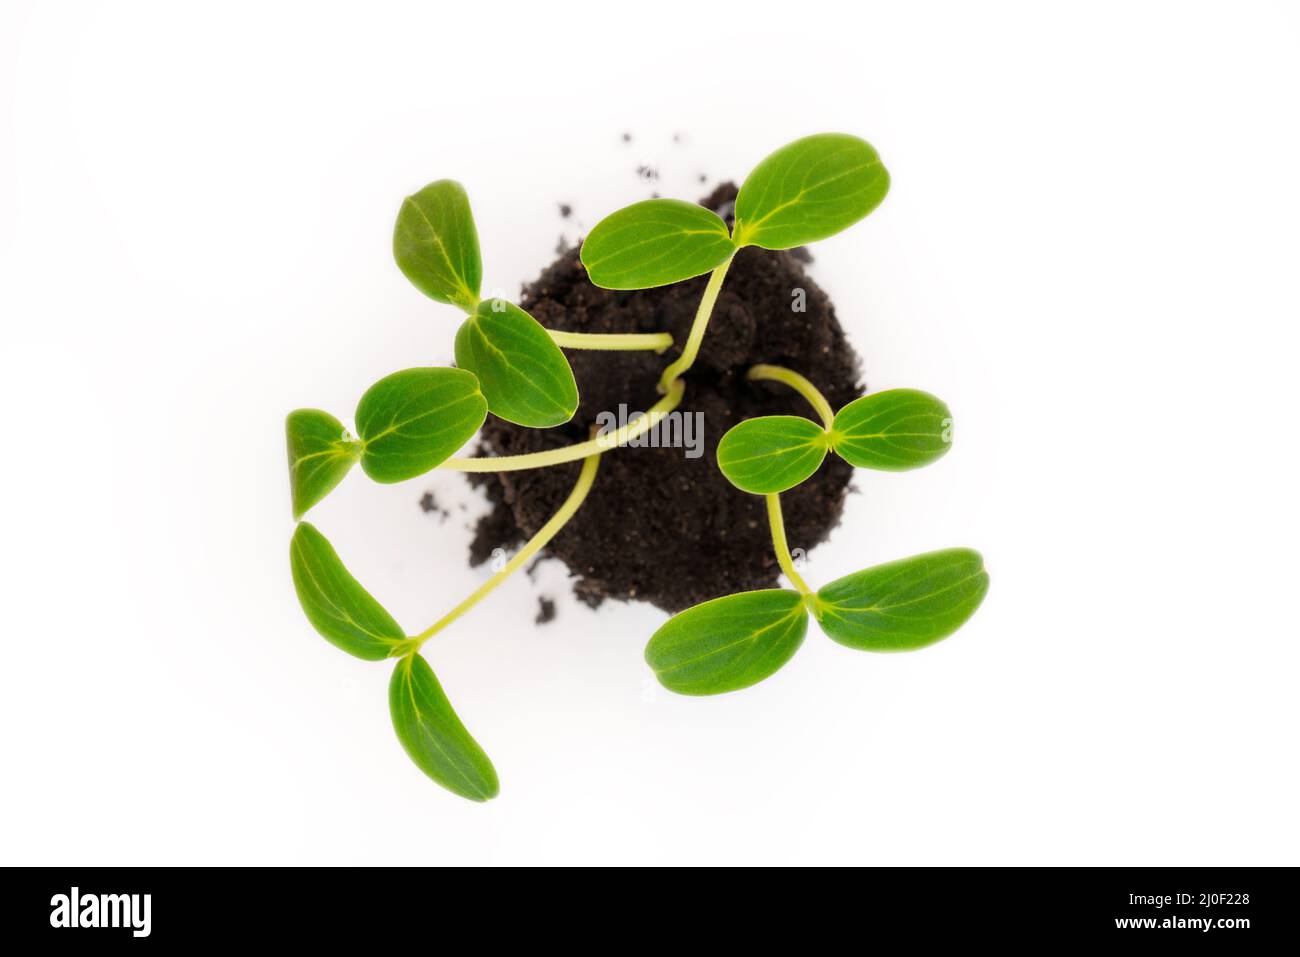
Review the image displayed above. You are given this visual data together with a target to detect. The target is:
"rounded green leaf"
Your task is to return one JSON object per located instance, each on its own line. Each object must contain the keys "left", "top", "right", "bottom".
{"left": 290, "top": 523, "right": 406, "bottom": 661}
{"left": 831, "top": 389, "right": 952, "bottom": 471}
{"left": 390, "top": 654, "right": 499, "bottom": 802}
{"left": 580, "top": 198, "right": 735, "bottom": 289}
{"left": 733, "top": 133, "right": 889, "bottom": 250}
{"left": 454, "top": 299, "right": 578, "bottom": 428}
{"left": 354, "top": 368, "right": 487, "bottom": 483}
{"left": 645, "top": 589, "right": 809, "bottom": 695}
{"left": 815, "top": 548, "right": 989, "bottom": 652}
{"left": 716, "top": 415, "right": 830, "bottom": 494}
{"left": 393, "top": 179, "right": 481, "bottom": 312}
{"left": 286, "top": 409, "right": 359, "bottom": 520}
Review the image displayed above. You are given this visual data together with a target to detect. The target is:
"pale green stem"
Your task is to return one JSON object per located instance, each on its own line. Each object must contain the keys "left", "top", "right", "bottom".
{"left": 656, "top": 255, "right": 735, "bottom": 393}
{"left": 747, "top": 364, "right": 835, "bottom": 430}
{"left": 405, "top": 449, "right": 602, "bottom": 650}
{"left": 440, "top": 378, "right": 686, "bottom": 473}
{"left": 766, "top": 493, "right": 813, "bottom": 595}
{"left": 549, "top": 330, "right": 673, "bottom": 353}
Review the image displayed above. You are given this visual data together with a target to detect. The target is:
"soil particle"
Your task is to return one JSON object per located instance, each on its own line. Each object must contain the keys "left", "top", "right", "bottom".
{"left": 535, "top": 597, "right": 557, "bottom": 625}
{"left": 419, "top": 491, "right": 448, "bottom": 520}
{"left": 467, "top": 183, "right": 864, "bottom": 614}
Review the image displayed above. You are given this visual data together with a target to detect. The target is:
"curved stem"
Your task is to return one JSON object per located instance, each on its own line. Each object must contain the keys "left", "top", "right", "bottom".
{"left": 766, "top": 493, "right": 813, "bottom": 595}
{"left": 407, "top": 449, "right": 602, "bottom": 650}
{"left": 548, "top": 330, "right": 673, "bottom": 353}
{"left": 747, "top": 364, "right": 835, "bottom": 430}
{"left": 656, "top": 255, "right": 735, "bottom": 393}
{"left": 440, "top": 378, "right": 686, "bottom": 473}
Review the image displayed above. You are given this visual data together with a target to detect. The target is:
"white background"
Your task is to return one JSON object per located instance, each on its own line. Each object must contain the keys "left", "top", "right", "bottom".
{"left": 2, "top": 0, "right": 1297, "bottom": 866}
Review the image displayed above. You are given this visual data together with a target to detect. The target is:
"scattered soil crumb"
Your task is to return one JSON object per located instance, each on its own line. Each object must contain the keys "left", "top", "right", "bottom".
{"left": 559, "top": 203, "right": 572, "bottom": 218}
{"left": 467, "top": 474, "right": 524, "bottom": 567}
{"left": 419, "top": 491, "right": 448, "bottom": 521}
{"left": 535, "top": 597, "right": 557, "bottom": 625}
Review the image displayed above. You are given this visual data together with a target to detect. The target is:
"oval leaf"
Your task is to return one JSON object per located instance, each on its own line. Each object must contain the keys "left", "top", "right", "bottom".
{"left": 581, "top": 198, "right": 735, "bottom": 289}
{"left": 831, "top": 389, "right": 952, "bottom": 471}
{"left": 733, "top": 133, "right": 889, "bottom": 250}
{"left": 815, "top": 548, "right": 989, "bottom": 652}
{"left": 390, "top": 654, "right": 499, "bottom": 801}
{"left": 455, "top": 299, "right": 578, "bottom": 428}
{"left": 716, "top": 415, "right": 830, "bottom": 494}
{"left": 393, "top": 179, "right": 482, "bottom": 312}
{"left": 286, "top": 409, "right": 359, "bottom": 519}
{"left": 646, "top": 589, "right": 809, "bottom": 695}
{"left": 355, "top": 368, "right": 487, "bottom": 483}
{"left": 290, "top": 523, "right": 405, "bottom": 661}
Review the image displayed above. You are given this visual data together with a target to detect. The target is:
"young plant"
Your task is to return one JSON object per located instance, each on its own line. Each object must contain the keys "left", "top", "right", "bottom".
{"left": 290, "top": 450, "right": 603, "bottom": 799}
{"left": 392, "top": 180, "right": 580, "bottom": 427}
{"left": 285, "top": 133, "right": 988, "bottom": 801}
{"left": 581, "top": 132, "right": 890, "bottom": 392}
{"left": 287, "top": 367, "right": 487, "bottom": 519}
{"left": 645, "top": 364, "right": 987, "bottom": 695}
{"left": 715, "top": 365, "right": 953, "bottom": 494}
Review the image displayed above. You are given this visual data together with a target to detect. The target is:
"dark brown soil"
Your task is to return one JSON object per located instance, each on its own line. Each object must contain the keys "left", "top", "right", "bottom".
{"left": 467, "top": 184, "right": 864, "bottom": 613}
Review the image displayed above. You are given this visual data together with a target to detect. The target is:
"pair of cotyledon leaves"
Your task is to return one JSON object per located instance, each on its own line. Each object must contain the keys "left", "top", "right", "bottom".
{"left": 717, "top": 388, "right": 953, "bottom": 495}
{"left": 286, "top": 367, "right": 488, "bottom": 520}
{"left": 580, "top": 132, "right": 890, "bottom": 289}
{"left": 290, "top": 520, "right": 499, "bottom": 801}
{"left": 646, "top": 548, "right": 990, "bottom": 696}
{"left": 393, "top": 180, "right": 579, "bottom": 429}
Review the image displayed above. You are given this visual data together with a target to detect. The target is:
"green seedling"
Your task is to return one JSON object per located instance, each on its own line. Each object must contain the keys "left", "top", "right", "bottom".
{"left": 286, "top": 367, "right": 487, "bottom": 519}
{"left": 582, "top": 132, "right": 890, "bottom": 392}
{"left": 394, "top": 180, "right": 579, "bottom": 427}
{"left": 285, "top": 133, "right": 987, "bottom": 800}
{"left": 646, "top": 541, "right": 988, "bottom": 695}
{"left": 290, "top": 452, "right": 601, "bottom": 799}
{"left": 715, "top": 365, "right": 953, "bottom": 493}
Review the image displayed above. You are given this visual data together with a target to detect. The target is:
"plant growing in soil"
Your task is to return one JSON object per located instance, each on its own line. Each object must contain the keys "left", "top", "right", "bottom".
{"left": 286, "top": 133, "right": 988, "bottom": 801}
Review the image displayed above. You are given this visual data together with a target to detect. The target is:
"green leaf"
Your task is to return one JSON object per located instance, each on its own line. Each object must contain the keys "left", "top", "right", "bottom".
{"left": 392, "top": 179, "right": 482, "bottom": 312}
{"left": 645, "top": 589, "right": 809, "bottom": 695}
{"left": 716, "top": 415, "right": 830, "bottom": 494}
{"left": 733, "top": 133, "right": 889, "bottom": 250}
{"left": 454, "top": 299, "right": 578, "bottom": 428}
{"left": 580, "top": 198, "right": 735, "bottom": 289}
{"left": 831, "top": 389, "right": 953, "bottom": 471}
{"left": 390, "top": 654, "right": 499, "bottom": 801}
{"left": 354, "top": 368, "right": 486, "bottom": 483}
{"left": 286, "top": 409, "right": 359, "bottom": 520}
{"left": 815, "top": 548, "right": 989, "bottom": 652}
{"left": 289, "top": 523, "right": 406, "bottom": 661}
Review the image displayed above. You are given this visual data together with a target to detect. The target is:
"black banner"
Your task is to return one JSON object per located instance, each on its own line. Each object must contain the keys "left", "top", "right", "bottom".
{"left": 6, "top": 867, "right": 1290, "bottom": 945}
